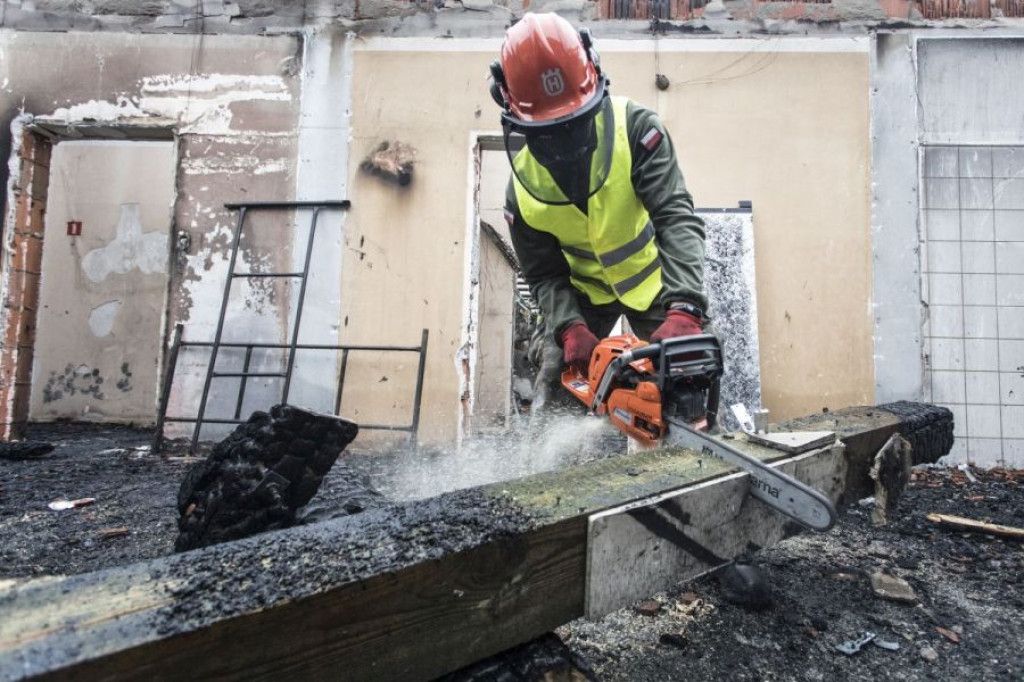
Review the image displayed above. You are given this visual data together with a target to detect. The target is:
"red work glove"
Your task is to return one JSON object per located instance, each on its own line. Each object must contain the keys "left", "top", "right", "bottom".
{"left": 561, "top": 321, "right": 600, "bottom": 375}
{"left": 650, "top": 309, "right": 703, "bottom": 343}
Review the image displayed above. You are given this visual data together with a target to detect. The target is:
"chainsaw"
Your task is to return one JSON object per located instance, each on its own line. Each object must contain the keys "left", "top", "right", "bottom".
{"left": 561, "top": 334, "right": 836, "bottom": 531}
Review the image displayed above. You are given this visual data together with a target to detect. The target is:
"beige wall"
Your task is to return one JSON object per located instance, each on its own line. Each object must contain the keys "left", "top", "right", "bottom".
{"left": 343, "top": 40, "right": 872, "bottom": 445}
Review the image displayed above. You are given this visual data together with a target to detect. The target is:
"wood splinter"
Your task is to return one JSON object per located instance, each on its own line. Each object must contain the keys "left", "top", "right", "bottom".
{"left": 926, "top": 513, "right": 1024, "bottom": 540}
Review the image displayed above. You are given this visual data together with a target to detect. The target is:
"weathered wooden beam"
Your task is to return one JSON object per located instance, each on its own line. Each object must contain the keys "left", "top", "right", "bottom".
{"left": 0, "top": 404, "right": 950, "bottom": 682}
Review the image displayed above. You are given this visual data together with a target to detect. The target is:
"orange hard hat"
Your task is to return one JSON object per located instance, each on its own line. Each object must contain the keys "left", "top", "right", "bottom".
{"left": 491, "top": 13, "right": 607, "bottom": 128}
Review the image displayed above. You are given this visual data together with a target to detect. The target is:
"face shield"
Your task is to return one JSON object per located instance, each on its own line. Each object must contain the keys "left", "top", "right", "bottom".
{"left": 502, "top": 93, "right": 614, "bottom": 206}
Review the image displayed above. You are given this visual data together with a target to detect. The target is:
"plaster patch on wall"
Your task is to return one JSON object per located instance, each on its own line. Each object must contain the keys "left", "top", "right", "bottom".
{"left": 81, "top": 203, "right": 168, "bottom": 283}
{"left": 138, "top": 73, "right": 292, "bottom": 135}
{"left": 88, "top": 300, "right": 122, "bottom": 337}
{"left": 143, "top": 73, "right": 288, "bottom": 94}
{"left": 44, "top": 74, "right": 292, "bottom": 136}
{"left": 182, "top": 155, "right": 289, "bottom": 176}
{"left": 49, "top": 97, "right": 148, "bottom": 124}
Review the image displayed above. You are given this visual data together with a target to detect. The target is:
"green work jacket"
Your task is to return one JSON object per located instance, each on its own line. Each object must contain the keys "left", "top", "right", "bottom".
{"left": 506, "top": 98, "right": 707, "bottom": 341}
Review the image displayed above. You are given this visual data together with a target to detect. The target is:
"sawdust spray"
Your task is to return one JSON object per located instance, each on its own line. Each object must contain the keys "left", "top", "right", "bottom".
{"left": 387, "top": 413, "right": 620, "bottom": 501}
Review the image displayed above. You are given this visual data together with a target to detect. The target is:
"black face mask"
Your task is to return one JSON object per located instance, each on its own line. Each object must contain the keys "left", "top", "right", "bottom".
{"left": 525, "top": 117, "right": 597, "bottom": 168}
{"left": 503, "top": 96, "right": 615, "bottom": 207}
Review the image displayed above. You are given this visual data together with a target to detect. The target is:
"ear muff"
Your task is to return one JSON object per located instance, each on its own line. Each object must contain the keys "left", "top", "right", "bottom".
{"left": 578, "top": 28, "right": 603, "bottom": 79}
{"left": 489, "top": 60, "right": 508, "bottom": 110}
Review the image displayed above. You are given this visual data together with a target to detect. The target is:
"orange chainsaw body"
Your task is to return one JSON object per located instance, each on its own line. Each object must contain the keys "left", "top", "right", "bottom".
{"left": 561, "top": 335, "right": 666, "bottom": 446}
{"left": 561, "top": 333, "right": 718, "bottom": 446}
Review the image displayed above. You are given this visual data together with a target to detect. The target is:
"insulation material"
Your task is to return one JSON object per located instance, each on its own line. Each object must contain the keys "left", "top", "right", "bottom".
{"left": 699, "top": 209, "right": 763, "bottom": 428}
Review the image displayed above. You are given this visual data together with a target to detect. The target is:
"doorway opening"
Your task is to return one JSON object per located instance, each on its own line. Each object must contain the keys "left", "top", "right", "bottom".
{"left": 0, "top": 120, "right": 178, "bottom": 438}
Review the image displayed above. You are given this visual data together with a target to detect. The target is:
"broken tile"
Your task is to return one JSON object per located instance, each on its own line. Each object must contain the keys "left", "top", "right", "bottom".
{"left": 870, "top": 572, "right": 918, "bottom": 604}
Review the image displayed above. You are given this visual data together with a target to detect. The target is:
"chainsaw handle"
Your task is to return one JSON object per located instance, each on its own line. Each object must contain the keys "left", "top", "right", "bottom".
{"left": 626, "top": 343, "right": 662, "bottom": 361}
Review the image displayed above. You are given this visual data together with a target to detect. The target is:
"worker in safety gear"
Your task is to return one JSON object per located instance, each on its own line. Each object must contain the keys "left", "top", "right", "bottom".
{"left": 489, "top": 13, "right": 709, "bottom": 399}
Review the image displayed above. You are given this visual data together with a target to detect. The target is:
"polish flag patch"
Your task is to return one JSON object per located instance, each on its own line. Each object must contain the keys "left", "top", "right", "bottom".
{"left": 504, "top": 208, "right": 515, "bottom": 227}
{"left": 641, "top": 128, "right": 663, "bottom": 151}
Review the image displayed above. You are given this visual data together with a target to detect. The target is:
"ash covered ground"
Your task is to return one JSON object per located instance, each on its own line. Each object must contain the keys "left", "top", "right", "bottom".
{"left": 1, "top": 423, "right": 1022, "bottom": 681}
{"left": 559, "top": 466, "right": 1024, "bottom": 681}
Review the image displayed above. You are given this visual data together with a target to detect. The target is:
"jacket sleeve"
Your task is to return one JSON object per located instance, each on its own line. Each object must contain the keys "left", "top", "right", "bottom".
{"left": 627, "top": 101, "right": 709, "bottom": 313}
{"left": 505, "top": 179, "right": 585, "bottom": 342}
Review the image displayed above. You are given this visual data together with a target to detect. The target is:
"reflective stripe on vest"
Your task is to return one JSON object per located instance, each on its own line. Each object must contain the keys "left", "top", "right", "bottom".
{"left": 512, "top": 96, "right": 662, "bottom": 310}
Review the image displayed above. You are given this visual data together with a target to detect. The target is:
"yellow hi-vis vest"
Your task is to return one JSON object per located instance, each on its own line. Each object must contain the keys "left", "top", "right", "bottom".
{"left": 513, "top": 96, "right": 661, "bottom": 311}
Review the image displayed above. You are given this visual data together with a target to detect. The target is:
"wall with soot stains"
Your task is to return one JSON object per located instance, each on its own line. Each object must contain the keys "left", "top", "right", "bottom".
{"left": 0, "top": 31, "right": 303, "bottom": 428}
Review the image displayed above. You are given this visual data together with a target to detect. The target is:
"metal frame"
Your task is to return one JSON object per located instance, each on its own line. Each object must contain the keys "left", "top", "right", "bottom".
{"left": 152, "top": 201, "right": 429, "bottom": 452}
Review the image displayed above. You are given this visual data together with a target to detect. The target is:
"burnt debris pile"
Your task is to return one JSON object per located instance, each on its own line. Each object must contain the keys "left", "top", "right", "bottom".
{"left": 175, "top": 405, "right": 359, "bottom": 552}
{"left": 878, "top": 401, "right": 955, "bottom": 465}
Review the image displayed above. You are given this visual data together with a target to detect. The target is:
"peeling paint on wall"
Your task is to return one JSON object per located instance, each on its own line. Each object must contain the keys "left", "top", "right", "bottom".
{"left": 81, "top": 203, "right": 168, "bottom": 282}
{"left": 45, "top": 73, "right": 293, "bottom": 136}
{"left": 88, "top": 300, "right": 122, "bottom": 337}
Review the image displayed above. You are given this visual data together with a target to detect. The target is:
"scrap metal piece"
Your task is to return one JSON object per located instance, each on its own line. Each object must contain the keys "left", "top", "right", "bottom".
{"left": 874, "top": 638, "right": 901, "bottom": 651}
{"left": 836, "top": 632, "right": 876, "bottom": 655}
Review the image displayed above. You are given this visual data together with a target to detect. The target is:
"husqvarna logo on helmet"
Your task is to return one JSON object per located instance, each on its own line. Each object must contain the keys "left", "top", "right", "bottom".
{"left": 541, "top": 68, "right": 565, "bottom": 97}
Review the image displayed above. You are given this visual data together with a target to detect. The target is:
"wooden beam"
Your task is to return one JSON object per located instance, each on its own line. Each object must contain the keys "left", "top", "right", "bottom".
{"left": 0, "top": 405, "right": 943, "bottom": 682}
{"left": 586, "top": 443, "right": 846, "bottom": 618}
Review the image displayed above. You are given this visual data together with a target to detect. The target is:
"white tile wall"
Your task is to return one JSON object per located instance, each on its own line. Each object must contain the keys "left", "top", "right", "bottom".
{"left": 929, "top": 273, "right": 962, "bottom": 305}
{"left": 966, "top": 438, "right": 1004, "bottom": 468}
{"left": 966, "top": 372, "right": 1000, "bottom": 405}
{"left": 924, "top": 178, "right": 960, "bottom": 209}
{"left": 960, "top": 148, "right": 992, "bottom": 178}
{"left": 924, "top": 146, "right": 959, "bottom": 177}
{"left": 963, "top": 274, "right": 996, "bottom": 305}
{"left": 994, "top": 210, "right": 1024, "bottom": 241}
{"left": 964, "top": 339, "right": 998, "bottom": 371}
{"left": 1002, "top": 372, "right": 1024, "bottom": 405}
{"left": 962, "top": 242, "right": 995, "bottom": 273}
{"left": 998, "top": 307, "right": 1024, "bottom": 339}
{"left": 998, "top": 340, "right": 1024, "bottom": 372}
{"left": 964, "top": 306, "right": 998, "bottom": 339}
{"left": 922, "top": 145, "right": 1024, "bottom": 467}
{"left": 961, "top": 179, "right": 993, "bottom": 209}
{"left": 962, "top": 211, "right": 995, "bottom": 240}
{"left": 925, "top": 210, "right": 960, "bottom": 240}
{"left": 995, "top": 178, "right": 1024, "bottom": 209}
{"left": 928, "top": 241, "right": 961, "bottom": 273}
{"left": 997, "top": 275, "right": 1024, "bottom": 306}
{"left": 930, "top": 338, "right": 965, "bottom": 370}
{"left": 930, "top": 305, "right": 964, "bottom": 337}
{"left": 967, "top": 404, "right": 1001, "bottom": 437}
{"left": 993, "top": 148, "right": 1024, "bottom": 176}
{"left": 995, "top": 243, "right": 1024, "bottom": 274}
{"left": 1002, "top": 406, "right": 1024, "bottom": 438}
{"left": 932, "top": 370, "right": 966, "bottom": 403}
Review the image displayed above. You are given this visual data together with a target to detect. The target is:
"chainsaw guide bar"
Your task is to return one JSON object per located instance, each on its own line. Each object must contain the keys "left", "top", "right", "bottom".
{"left": 664, "top": 416, "right": 837, "bottom": 531}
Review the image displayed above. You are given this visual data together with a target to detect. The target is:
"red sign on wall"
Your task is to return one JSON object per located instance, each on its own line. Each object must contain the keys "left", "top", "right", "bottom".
{"left": 67, "top": 221, "right": 82, "bottom": 236}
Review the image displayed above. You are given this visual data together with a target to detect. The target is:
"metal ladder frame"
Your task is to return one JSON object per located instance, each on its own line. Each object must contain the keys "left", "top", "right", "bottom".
{"left": 152, "top": 201, "right": 429, "bottom": 452}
